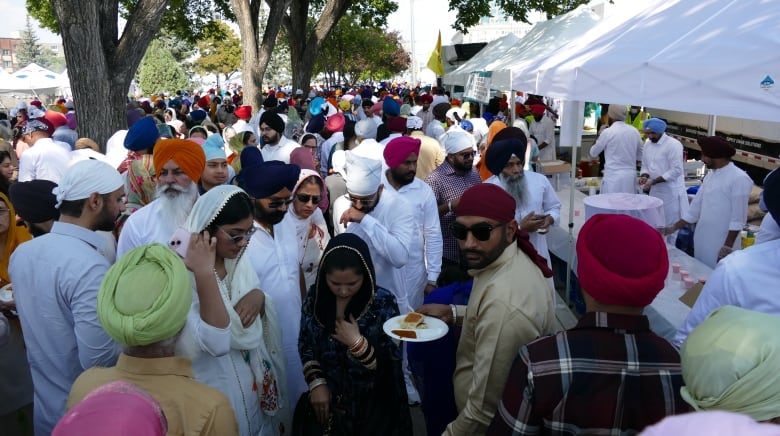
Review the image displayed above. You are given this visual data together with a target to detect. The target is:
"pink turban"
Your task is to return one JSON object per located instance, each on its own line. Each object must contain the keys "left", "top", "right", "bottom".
{"left": 383, "top": 137, "right": 421, "bottom": 168}
{"left": 577, "top": 214, "right": 668, "bottom": 307}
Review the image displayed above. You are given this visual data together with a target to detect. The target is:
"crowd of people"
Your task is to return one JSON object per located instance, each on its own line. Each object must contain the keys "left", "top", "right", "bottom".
{"left": 0, "top": 84, "right": 778, "bottom": 436}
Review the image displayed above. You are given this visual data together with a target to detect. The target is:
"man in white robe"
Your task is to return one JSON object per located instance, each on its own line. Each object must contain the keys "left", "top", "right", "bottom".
{"left": 259, "top": 111, "right": 298, "bottom": 164}
{"left": 589, "top": 104, "right": 643, "bottom": 194}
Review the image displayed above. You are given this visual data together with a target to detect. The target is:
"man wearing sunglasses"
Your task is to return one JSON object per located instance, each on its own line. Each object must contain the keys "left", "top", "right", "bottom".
{"left": 417, "top": 183, "right": 556, "bottom": 436}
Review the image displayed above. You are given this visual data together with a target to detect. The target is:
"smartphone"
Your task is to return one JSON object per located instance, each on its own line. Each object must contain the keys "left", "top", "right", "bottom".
{"left": 168, "top": 227, "right": 191, "bottom": 258}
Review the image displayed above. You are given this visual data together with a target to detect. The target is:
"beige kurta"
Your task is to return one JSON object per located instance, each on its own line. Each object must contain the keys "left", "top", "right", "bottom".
{"left": 446, "top": 243, "right": 556, "bottom": 435}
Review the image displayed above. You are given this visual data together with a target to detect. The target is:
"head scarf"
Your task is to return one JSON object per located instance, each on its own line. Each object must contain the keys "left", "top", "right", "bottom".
{"left": 639, "top": 411, "right": 780, "bottom": 436}
{"left": 680, "top": 306, "right": 780, "bottom": 421}
{"left": 457, "top": 183, "right": 553, "bottom": 277}
{"left": 313, "top": 233, "right": 376, "bottom": 333}
{"left": 124, "top": 117, "right": 159, "bottom": 151}
{"left": 152, "top": 139, "right": 206, "bottom": 182}
{"left": 183, "top": 185, "right": 286, "bottom": 415}
{"left": 0, "top": 192, "right": 31, "bottom": 284}
{"left": 345, "top": 151, "right": 382, "bottom": 196}
{"left": 239, "top": 150, "right": 300, "bottom": 199}
{"left": 698, "top": 136, "right": 736, "bottom": 159}
{"left": 290, "top": 168, "right": 330, "bottom": 220}
{"left": 290, "top": 147, "right": 316, "bottom": 171}
{"left": 260, "top": 111, "right": 285, "bottom": 134}
{"left": 607, "top": 104, "right": 627, "bottom": 121}
{"left": 383, "top": 136, "right": 421, "bottom": 169}
{"left": 21, "top": 119, "right": 51, "bottom": 136}
{"left": 355, "top": 119, "right": 377, "bottom": 139}
{"left": 441, "top": 130, "right": 473, "bottom": 155}
{"left": 9, "top": 180, "right": 59, "bottom": 223}
{"left": 53, "top": 160, "right": 124, "bottom": 208}
{"left": 577, "top": 214, "right": 668, "bottom": 306}
{"left": 52, "top": 381, "right": 167, "bottom": 436}
{"left": 98, "top": 244, "right": 191, "bottom": 346}
{"left": 643, "top": 118, "right": 667, "bottom": 134}
{"left": 228, "top": 132, "right": 251, "bottom": 175}
{"left": 124, "top": 155, "right": 156, "bottom": 213}
{"left": 201, "top": 134, "right": 226, "bottom": 161}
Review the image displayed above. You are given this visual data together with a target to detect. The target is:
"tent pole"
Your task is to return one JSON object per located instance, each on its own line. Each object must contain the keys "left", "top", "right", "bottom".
{"left": 707, "top": 115, "right": 717, "bottom": 136}
{"left": 562, "top": 100, "right": 585, "bottom": 306}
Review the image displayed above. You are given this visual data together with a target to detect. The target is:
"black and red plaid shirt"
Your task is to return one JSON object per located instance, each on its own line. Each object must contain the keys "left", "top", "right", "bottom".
{"left": 487, "top": 312, "right": 688, "bottom": 435}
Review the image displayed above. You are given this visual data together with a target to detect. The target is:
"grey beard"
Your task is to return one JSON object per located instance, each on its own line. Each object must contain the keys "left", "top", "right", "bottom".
{"left": 500, "top": 172, "right": 527, "bottom": 205}
{"left": 156, "top": 182, "right": 199, "bottom": 226}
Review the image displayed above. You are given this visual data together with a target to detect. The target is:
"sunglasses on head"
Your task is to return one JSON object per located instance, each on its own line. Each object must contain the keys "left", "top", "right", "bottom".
{"left": 296, "top": 194, "right": 321, "bottom": 204}
{"left": 450, "top": 222, "right": 505, "bottom": 241}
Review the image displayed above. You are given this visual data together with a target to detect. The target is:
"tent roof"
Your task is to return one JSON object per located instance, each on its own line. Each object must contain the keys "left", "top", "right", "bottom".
{"left": 512, "top": 0, "right": 780, "bottom": 123}
{"left": 444, "top": 33, "right": 521, "bottom": 86}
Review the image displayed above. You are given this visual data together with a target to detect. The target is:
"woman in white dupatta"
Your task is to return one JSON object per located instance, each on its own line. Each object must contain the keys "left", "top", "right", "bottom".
{"left": 177, "top": 185, "right": 288, "bottom": 436}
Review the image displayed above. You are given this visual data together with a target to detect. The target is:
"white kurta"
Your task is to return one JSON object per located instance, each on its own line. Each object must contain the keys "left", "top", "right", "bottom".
{"left": 283, "top": 208, "right": 330, "bottom": 290}
{"left": 380, "top": 174, "right": 443, "bottom": 310}
{"left": 260, "top": 137, "right": 299, "bottom": 163}
{"left": 682, "top": 162, "right": 753, "bottom": 268}
{"left": 529, "top": 116, "right": 556, "bottom": 161}
{"left": 246, "top": 217, "right": 307, "bottom": 408}
{"left": 589, "top": 121, "right": 642, "bottom": 194}
{"left": 116, "top": 199, "right": 180, "bottom": 259}
{"left": 640, "top": 134, "right": 689, "bottom": 239}
{"left": 17, "top": 137, "right": 71, "bottom": 183}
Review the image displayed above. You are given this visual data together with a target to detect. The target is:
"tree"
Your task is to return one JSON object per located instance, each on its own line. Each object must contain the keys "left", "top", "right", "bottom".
{"left": 194, "top": 21, "right": 242, "bottom": 84}
{"left": 447, "top": 0, "right": 589, "bottom": 33}
{"left": 138, "top": 39, "right": 190, "bottom": 95}
{"left": 27, "top": 0, "right": 170, "bottom": 148}
{"left": 16, "top": 15, "right": 41, "bottom": 67}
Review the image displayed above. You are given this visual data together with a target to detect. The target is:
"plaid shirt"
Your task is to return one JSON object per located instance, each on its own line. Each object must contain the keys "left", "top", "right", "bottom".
{"left": 487, "top": 312, "right": 687, "bottom": 435}
{"left": 424, "top": 160, "right": 481, "bottom": 263}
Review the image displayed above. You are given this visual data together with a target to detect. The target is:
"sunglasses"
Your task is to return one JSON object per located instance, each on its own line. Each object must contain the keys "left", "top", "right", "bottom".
{"left": 345, "top": 194, "right": 376, "bottom": 207}
{"left": 296, "top": 194, "right": 321, "bottom": 204}
{"left": 450, "top": 222, "right": 505, "bottom": 241}
{"left": 219, "top": 226, "right": 256, "bottom": 244}
{"left": 455, "top": 151, "right": 476, "bottom": 159}
{"left": 267, "top": 198, "right": 293, "bottom": 209}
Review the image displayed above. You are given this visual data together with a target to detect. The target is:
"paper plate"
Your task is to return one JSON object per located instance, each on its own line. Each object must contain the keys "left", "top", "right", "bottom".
{"left": 383, "top": 314, "right": 448, "bottom": 342}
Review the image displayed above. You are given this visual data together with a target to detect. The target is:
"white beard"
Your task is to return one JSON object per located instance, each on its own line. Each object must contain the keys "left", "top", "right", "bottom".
{"left": 155, "top": 182, "right": 199, "bottom": 227}
{"left": 500, "top": 172, "right": 527, "bottom": 205}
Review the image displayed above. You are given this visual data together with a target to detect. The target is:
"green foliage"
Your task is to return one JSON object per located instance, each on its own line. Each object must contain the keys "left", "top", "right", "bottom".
{"left": 194, "top": 21, "right": 242, "bottom": 82}
{"left": 16, "top": 16, "right": 41, "bottom": 66}
{"left": 448, "top": 0, "right": 589, "bottom": 33}
{"left": 37, "top": 46, "right": 66, "bottom": 72}
{"left": 138, "top": 39, "right": 190, "bottom": 95}
{"left": 25, "top": 1, "right": 59, "bottom": 33}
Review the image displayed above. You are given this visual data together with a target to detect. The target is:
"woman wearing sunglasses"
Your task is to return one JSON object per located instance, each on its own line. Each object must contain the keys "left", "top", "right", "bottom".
{"left": 179, "top": 185, "right": 288, "bottom": 435}
{"left": 283, "top": 169, "right": 331, "bottom": 290}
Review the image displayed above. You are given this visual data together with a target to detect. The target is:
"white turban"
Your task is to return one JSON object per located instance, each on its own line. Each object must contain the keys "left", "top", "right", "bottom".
{"left": 345, "top": 151, "right": 382, "bottom": 196}
{"left": 406, "top": 116, "right": 423, "bottom": 130}
{"left": 355, "top": 119, "right": 377, "bottom": 139}
{"left": 442, "top": 130, "right": 474, "bottom": 155}
{"left": 445, "top": 107, "right": 466, "bottom": 123}
{"left": 331, "top": 149, "right": 347, "bottom": 176}
{"left": 53, "top": 159, "right": 124, "bottom": 208}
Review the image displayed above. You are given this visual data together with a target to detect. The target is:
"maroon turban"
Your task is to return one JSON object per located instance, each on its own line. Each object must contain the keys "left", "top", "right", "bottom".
{"left": 234, "top": 105, "right": 251, "bottom": 120}
{"left": 457, "top": 184, "right": 552, "bottom": 277}
{"left": 383, "top": 136, "right": 421, "bottom": 168}
{"left": 385, "top": 116, "right": 407, "bottom": 133}
{"left": 530, "top": 104, "right": 546, "bottom": 116}
{"left": 698, "top": 136, "right": 735, "bottom": 159}
{"left": 577, "top": 214, "right": 668, "bottom": 307}
{"left": 420, "top": 94, "right": 433, "bottom": 104}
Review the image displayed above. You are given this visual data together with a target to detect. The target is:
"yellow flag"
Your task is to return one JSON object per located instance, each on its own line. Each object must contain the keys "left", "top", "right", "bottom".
{"left": 426, "top": 31, "right": 444, "bottom": 77}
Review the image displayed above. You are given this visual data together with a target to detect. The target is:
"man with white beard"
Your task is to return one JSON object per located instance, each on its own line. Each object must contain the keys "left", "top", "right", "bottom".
{"left": 116, "top": 139, "right": 206, "bottom": 258}
{"left": 484, "top": 127, "right": 560, "bottom": 270}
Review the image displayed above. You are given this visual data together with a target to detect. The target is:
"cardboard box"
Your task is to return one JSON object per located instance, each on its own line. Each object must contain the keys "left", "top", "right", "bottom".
{"left": 679, "top": 282, "right": 705, "bottom": 308}
{"left": 539, "top": 160, "right": 570, "bottom": 174}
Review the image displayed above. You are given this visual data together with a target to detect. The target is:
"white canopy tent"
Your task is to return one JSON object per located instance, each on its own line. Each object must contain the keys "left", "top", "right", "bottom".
{"left": 0, "top": 63, "right": 67, "bottom": 97}
{"left": 443, "top": 33, "right": 521, "bottom": 88}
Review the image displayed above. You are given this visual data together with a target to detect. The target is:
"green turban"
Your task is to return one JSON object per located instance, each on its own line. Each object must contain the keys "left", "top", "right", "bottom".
{"left": 680, "top": 305, "right": 780, "bottom": 421}
{"left": 98, "top": 243, "right": 192, "bottom": 346}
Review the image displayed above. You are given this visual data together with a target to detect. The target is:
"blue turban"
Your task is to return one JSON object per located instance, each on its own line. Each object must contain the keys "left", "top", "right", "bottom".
{"left": 189, "top": 109, "right": 208, "bottom": 123}
{"left": 486, "top": 138, "right": 527, "bottom": 176}
{"left": 643, "top": 117, "right": 667, "bottom": 134}
{"left": 124, "top": 117, "right": 159, "bottom": 151}
{"left": 460, "top": 120, "right": 474, "bottom": 131}
{"left": 306, "top": 113, "right": 326, "bottom": 134}
{"left": 483, "top": 112, "right": 495, "bottom": 125}
{"left": 202, "top": 134, "right": 226, "bottom": 161}
{"left": 383, "top": 97, "right": 400, "bottom": 117}
{"left": 239, "top": 153, "right": 300, "bottom": 199}
{"left": 309, "top": 97, "right": 326, "bottom": 116}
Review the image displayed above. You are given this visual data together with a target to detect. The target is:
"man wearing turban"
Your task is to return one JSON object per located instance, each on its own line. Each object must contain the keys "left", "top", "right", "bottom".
{"left": 417, "top": 183, "right": 556, "bottom": 436}
{"left": 117, "top": 138, "right": 206, "bottom": 258}
{"left": 673, "top": 168, "right": 780, "bottom": 347}
{"left": 407, "top": 115, "right": 444, "bottom": 180}
{"left": 17, "top": 112, "right": 71, "bottom": 184}
{"left": 66, "top": 244, "right": 239, "bottom": 436}
{"left": 529, "top": 102, "right": 556, "bottom": 161}
{"left": 488, "top": 213, "right": 686, "bottom": 435}
{"left": 588, "top": 104, "right": 643, "bottom": 194}
{"left": 9, "top": 179, "right": 60, "bottom": 237}
{"left": 9, "top": 160, "right": 126, "bottom": 435}
{"left": 665, "top": 136, "right": 753, "bottom": 268}
{"left": 259, "top": 111, "right": 299, "bottom": 164}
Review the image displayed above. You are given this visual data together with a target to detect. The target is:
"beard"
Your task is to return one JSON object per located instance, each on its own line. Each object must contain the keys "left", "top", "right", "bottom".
{"left": 156, "top": 181, "right": 199, "bottom": 227}
{"left": 500, "top": 172, "right": 527, "bottom": 205}
{"left": 390, "top": 166, "right": 416, "bottom": 187}
{"left": 254, "top": 202, "right": 286, "bottom": 226}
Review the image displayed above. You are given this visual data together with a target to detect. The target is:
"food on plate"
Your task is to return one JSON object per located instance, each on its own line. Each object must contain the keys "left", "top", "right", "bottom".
{"left": 391, "top": 329, "right": 417, "bottom": 339}
{"left": 399, "top": 312, "right": 427, "bottom": 329}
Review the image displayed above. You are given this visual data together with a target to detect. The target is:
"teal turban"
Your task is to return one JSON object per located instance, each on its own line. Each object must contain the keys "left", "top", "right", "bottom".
{"left": 98, "top": 243, "right": 192, "bottom": 346}
{"left": 680, "top": 305, "right": 780, "bottom": 421}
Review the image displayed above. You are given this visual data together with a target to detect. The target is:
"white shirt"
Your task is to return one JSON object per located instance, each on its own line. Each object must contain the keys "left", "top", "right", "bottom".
{"left": 425, "top": 120, "right": 445, "bottom": 142}
{"left": 320, "top": 131, "right": 344, "bottom": 176}
{"left": 9, "top": 222, "right": 119, "bottom": 435}
{"left": 640, "top": 133, "right": 688, "bottom": 225}
{"left": 381, "top": 173, "right": 443, "bottom": 310}
{"left": 69, "top": 148, "right": 109, "bottom": 165}
{"left": 757, "top": 213, "right": 780, "bottom": 244}
{"left": 245, "top": 217, "right": 307, "bottom": 408}
{"left": 331, "top": 189, "right": 415, "bottom": 310}
{"left": 116, "top": 199, "right": 181, "bottom": 259}
{"left": 261, "top": 136, "right": 299, "bottom": 163}
{"left": 589, "top": 121, "right": 642, "bottom": 194}
{"left": 674, "top": 238, "right": 780, "bottom": 347}
{"left": 18, "top": 137, "right": 71, "bottom": 183}
{"left": 682, "top": 162, "right": 753, "bottom": 268}
{"left": 529, "top": 116, "right": 556, "bottom": 161}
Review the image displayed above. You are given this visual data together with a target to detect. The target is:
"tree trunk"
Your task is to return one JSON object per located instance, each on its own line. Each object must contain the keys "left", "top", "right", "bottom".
{"left": 231, "top": 0, "right": 287, "bottom": 113}
{"left": 285, "top": 0, "right": 351, "bottom": 92}
{"left": 51, "top": 0, "right": 168, "bottom": 150}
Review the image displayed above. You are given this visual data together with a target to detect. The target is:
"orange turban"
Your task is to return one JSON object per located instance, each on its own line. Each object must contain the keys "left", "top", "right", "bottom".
{"left": 152, "top": 139, "right": 206, "bottom": 182}
{"left": 477, "top": 120, "right": 507, "bottom": 181}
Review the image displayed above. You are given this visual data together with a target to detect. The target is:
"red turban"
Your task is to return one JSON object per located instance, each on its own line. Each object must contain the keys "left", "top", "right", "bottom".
{"left": 385, "top": 116, "right": 407, "bottom": 133}
{"left": 420, "top": 94, "right": 433, "bottom": 104}
{"left": 698, "top": 136, "right": 735, "bottom": 159}
{"left": 530, "top": 104, "right": 546, "bottom": 116}
{"left": 197, "top": 96, "right": 210, "bottom": 109}
{"left": 234, "top": 105, "right": 251, "bottom": 120}
{"left": 44, "top": 110, "right": 68, "bottom": 128}
{"left": 457, "top": 184, "right": 552, "bottom": 277}
{"left": 324, "top": 112, "right": 345, "bottom": 132}
{"left": 577, "top": 214, "right": 668, "bottom": 307}
{"left": 383, "top": 136, "right": 421, "bottom": 168}
{"left": 152, "top": 139, "right": 206, "bottom": 182}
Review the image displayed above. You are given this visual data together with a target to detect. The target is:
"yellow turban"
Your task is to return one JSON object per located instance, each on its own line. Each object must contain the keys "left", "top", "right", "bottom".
{"left": 152, "top": 138, "right": 206, "bottom": 182}
{"left": 98, "top": 244, "right": 192, "bottom": 346}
